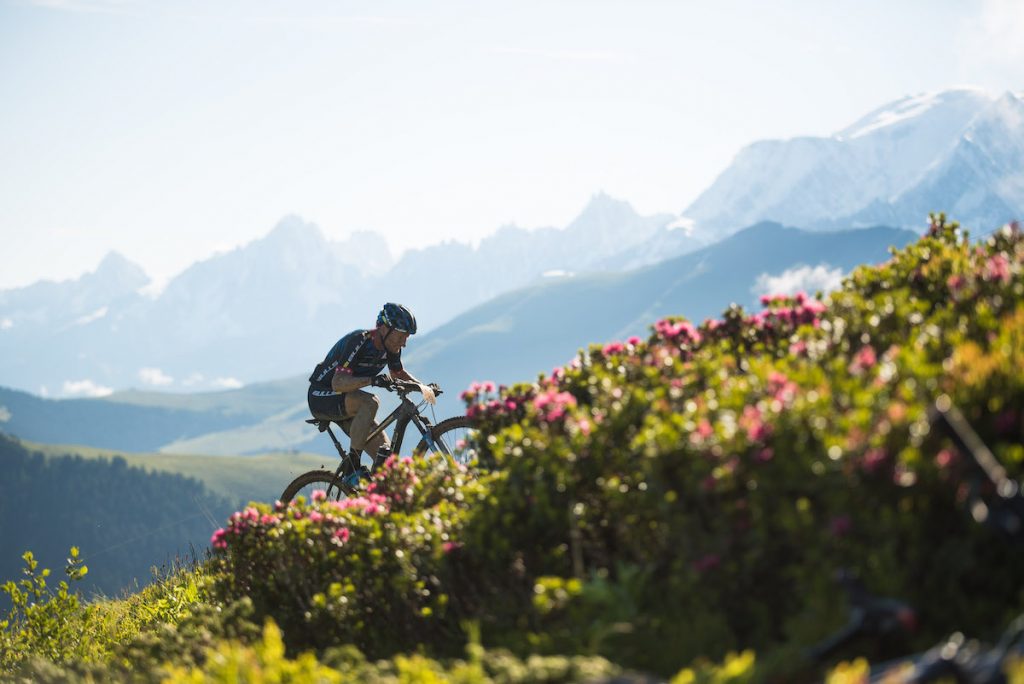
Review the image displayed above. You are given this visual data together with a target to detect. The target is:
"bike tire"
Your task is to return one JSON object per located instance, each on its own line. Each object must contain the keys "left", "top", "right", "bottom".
{"left": 280, "top": 469, "right": 355, "bottom": 504}
{"left": 413, "top": 416, "right": 480, "bottom": 465}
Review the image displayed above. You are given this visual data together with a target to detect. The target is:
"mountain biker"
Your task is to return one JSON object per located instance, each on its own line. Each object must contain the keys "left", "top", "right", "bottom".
{"left": 307, "top": 303, "right": 423, "bottom": 472}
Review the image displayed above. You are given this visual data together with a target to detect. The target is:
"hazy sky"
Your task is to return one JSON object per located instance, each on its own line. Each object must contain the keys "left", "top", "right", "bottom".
{"left": 1, "top": 0, "right": 1022, "bottom": 290}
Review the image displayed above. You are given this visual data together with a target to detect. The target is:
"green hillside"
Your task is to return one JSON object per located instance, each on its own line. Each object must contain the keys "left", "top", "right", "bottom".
{"left": 2, "top": 216, "right": 1022, "bottom": 682}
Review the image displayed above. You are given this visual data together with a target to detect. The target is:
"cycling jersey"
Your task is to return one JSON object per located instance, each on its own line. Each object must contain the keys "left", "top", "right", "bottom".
{"left": 309, "top": 329, "right": 403, "bottom": 390}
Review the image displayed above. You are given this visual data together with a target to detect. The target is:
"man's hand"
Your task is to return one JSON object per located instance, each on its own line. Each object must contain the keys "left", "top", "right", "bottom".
{"left": 371, "top": 375, "right": 392, "bottom": 388}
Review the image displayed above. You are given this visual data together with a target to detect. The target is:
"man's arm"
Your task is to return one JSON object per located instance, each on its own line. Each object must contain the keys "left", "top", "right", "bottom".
{"left": 392, "top": 368, "right": 423, "bottom": 385}
{"left": 331, "top": 370, "right": 374, "bottom": 393}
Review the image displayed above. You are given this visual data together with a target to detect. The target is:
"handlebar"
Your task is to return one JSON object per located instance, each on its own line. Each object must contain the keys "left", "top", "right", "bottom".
{"left": 375, "top": 377, "right": 443, "bottom": 398}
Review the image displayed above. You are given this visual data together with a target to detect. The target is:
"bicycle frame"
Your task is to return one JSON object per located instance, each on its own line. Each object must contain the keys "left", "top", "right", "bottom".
{"left": 363, "top": 391, "right": 438, "bottom": 457}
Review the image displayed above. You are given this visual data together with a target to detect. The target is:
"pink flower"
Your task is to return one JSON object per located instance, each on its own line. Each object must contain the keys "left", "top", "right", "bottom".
{"left": 333, "top": 528, "right": 351, "bottom": 543}
{"left": 532, "top": 388, "right": 577, "bottom": 422}
{"left": 576, "top": 418, "right": 592, "bottom": 436}
{"left": 985, "top": 254, "right": 1011, "bottom": 283}
{"left": 442, "top": 541, "right": 462, "bottom": 554}
{"left": 311, "top": 489, "right": 327, "bottom": 502}
{"left": 309, "top": 511, "right": 324, "bottom": 523}
{"left": 829, "top": 515, "right": 852, "bottom": 537}
{"left": 935, "top": 449, "right": 956, "bottom": 470}
{"left": 740, "top": 405, "right": 772, "bottom": 442}
{"left": 693, "top": 554, "right": 721, "bottom": 573}
{"left": 654, "top": 318, "right": 702, "bottom": 346}
{"left": 482, "top": 381, "right": 496, "bottom": 393}
{"left": 947, "top": 274, "right": 966, "bottom": 292}
{"left": 755, "top": 447, "right": 774, "bottom": 463}
{"left": 603, "top": 341, "right": 626, "bottom": 355}
{"left": 861, "top": 448, "right": 888, "bottom": 473}
{"left": 696, "top": 419, "right": 714, "bottom": 439}
{"left": 627, "top": 336, "right": 643, "bottom": 346}
{"left": 210, "top": 528, "right": 228, "bottom": 550}
{"left": 851, "top": 346, "right": 877, "bottom": 373}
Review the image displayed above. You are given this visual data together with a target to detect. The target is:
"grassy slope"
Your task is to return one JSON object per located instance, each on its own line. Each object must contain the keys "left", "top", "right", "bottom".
{"left": 21, "top": 439, "right": 329, "bottom": 504}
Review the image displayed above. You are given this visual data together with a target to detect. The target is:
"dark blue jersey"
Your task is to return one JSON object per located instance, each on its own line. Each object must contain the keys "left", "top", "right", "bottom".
{"left": 309, "top": 329, "right": 403, "bottom": 389}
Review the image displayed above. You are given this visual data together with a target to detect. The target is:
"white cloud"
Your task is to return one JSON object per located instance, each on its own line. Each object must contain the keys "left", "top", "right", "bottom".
{"left": 139, "top": 367, "right": 174, "bottom": 386}
{"left": 752, "top": 264, "right": 845, "bottom": 298}
{"left": 75, "top": 306, "right": 108, "bottom": 326}
{"left": 0, "top": 406, "right": 11, "bottom": 423}
{"left": 0, "top": 318, "right": 12, "bottom": 330}
{"left": 212, "top": 377, "right": 244, "bottom": 390}
{"left": 61, "top": 379, "right": 114, "bottom": 398}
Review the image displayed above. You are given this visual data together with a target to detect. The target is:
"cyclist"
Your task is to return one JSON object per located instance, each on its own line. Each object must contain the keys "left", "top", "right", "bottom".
{"left": 307, "top": 303, "right": 424, "bottom": 475}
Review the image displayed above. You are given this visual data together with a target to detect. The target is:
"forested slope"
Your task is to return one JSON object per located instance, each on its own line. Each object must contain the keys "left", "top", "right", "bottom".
{"left": 0, "top": 434, "right": 237, "bottom": 599}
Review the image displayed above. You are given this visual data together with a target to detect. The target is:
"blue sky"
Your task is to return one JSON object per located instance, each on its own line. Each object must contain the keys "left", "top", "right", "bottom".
{"left": 1, "top": 0, "right": 1022, "bottom": 289}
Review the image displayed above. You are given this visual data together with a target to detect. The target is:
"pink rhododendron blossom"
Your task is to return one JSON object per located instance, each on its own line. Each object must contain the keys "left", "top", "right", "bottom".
{"left": 442, "top": 541, "right": 463, "bottom": 554}
{"left": 697, "top": 420, "right": 714, "bottom": 439}
{"left": 576, "top": 418, "right": 592, "bottom": 436}
{"left": 333, "top": 528, "right": 351, "bottom": 543}
{"left": 693, "top": 554, "right": 721, "bottom": 573}
{"left": 767, "top": 371, "right": 798, "bottom": 403}
{"left": 829, "top": 515, "right": 852, "bottom": 537}
{"left": 210, "top": 528, "right": 228, "bottom": 550}
{"left": 756, "top": 447, "right": 774, "bottom": 463}
{"left": 935, "top": 449, "right": 956, "bottom": 470}
{"left": 654, "top": 319, "right": 702, "bottom": 345}
{"left": 309, "top": 511, "right": 324, "bottom": 523}
{"left": 862, "top": 448, "right": 888, "bottom": 473}
{"left": 533, "top": 388, "right": 577, "bottom": 422}
{"left": 740, "top": 405, "right": 772, "bottom": 442}
{"left": 627, "top": 336, "right": 643, "bottom": 346}
{"left": 851, "top": 346, "right": 877, "bottom": 373}
{"left": 985, "top": 254, "right": 1011, "bottom": 283}
{"left": 603, "top": 341, "right": 626, "bottom": 355}
{"left": 311, "top": 489, "right": 327, "bottom": 502}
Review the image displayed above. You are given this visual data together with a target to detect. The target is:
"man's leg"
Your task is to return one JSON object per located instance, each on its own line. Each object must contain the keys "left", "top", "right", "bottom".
{"left": 345, "top": 389, "right": 391, "bottom": 458}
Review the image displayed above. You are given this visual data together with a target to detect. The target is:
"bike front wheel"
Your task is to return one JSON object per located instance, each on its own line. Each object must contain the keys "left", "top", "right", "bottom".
{"left": 413, "top": 416, "right": 480, "bottom": 466}
{"left": 280, "top": 469, "right": 355, "bottom": 505}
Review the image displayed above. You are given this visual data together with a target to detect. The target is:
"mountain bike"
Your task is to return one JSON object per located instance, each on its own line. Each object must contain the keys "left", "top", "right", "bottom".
{"left": 280, "top": 379, "right": 475, "bottom": 504}
{"left": 805, "top": 397, "right": 1024, "bottom": 683}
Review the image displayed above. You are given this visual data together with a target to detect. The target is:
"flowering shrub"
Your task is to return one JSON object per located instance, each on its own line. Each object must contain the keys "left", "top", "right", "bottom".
{"left": 204, "top": 215, "right": 1023, "bottom": 678}
{"left": 454, "top": 215, "right": 1024, "bottom": 675}
{"left": 209, "top": 454, "right": 492, "bottom": 657}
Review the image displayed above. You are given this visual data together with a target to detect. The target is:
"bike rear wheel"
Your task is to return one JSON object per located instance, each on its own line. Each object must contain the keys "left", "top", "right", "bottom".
{"left": 413, "top": 416, "right": 479, "bottom": 466}
{"left": 280, "top": 469, "right": 355, "bottom": 505}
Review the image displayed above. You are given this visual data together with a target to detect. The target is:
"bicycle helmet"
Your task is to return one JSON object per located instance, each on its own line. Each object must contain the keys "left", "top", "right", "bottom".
{"left": 377, "top": 302, "right": 417, "bottom": 334}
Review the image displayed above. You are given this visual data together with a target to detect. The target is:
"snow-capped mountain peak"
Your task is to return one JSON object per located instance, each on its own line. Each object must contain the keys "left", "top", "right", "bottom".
{"left": 684, "top": 87, "right": 1021, "bottom": 239}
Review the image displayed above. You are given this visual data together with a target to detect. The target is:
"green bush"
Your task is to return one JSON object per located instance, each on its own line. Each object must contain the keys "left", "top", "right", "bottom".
{"left": 202, "top": 215, "right": 1024, "bottom": 678}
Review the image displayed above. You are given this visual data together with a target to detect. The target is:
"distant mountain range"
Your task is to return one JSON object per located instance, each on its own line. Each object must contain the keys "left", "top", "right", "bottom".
{"left": 0, "top": 194, "right": 692, "bottom": 397}
{"left": 683, "top": 88, "right": 1024, "bottom": 239}
{"left": 0, "top": 221, "right": 917, "bottom": 456}
{"left": 2, "top": 86, "right": 1019, "bottom": 408}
